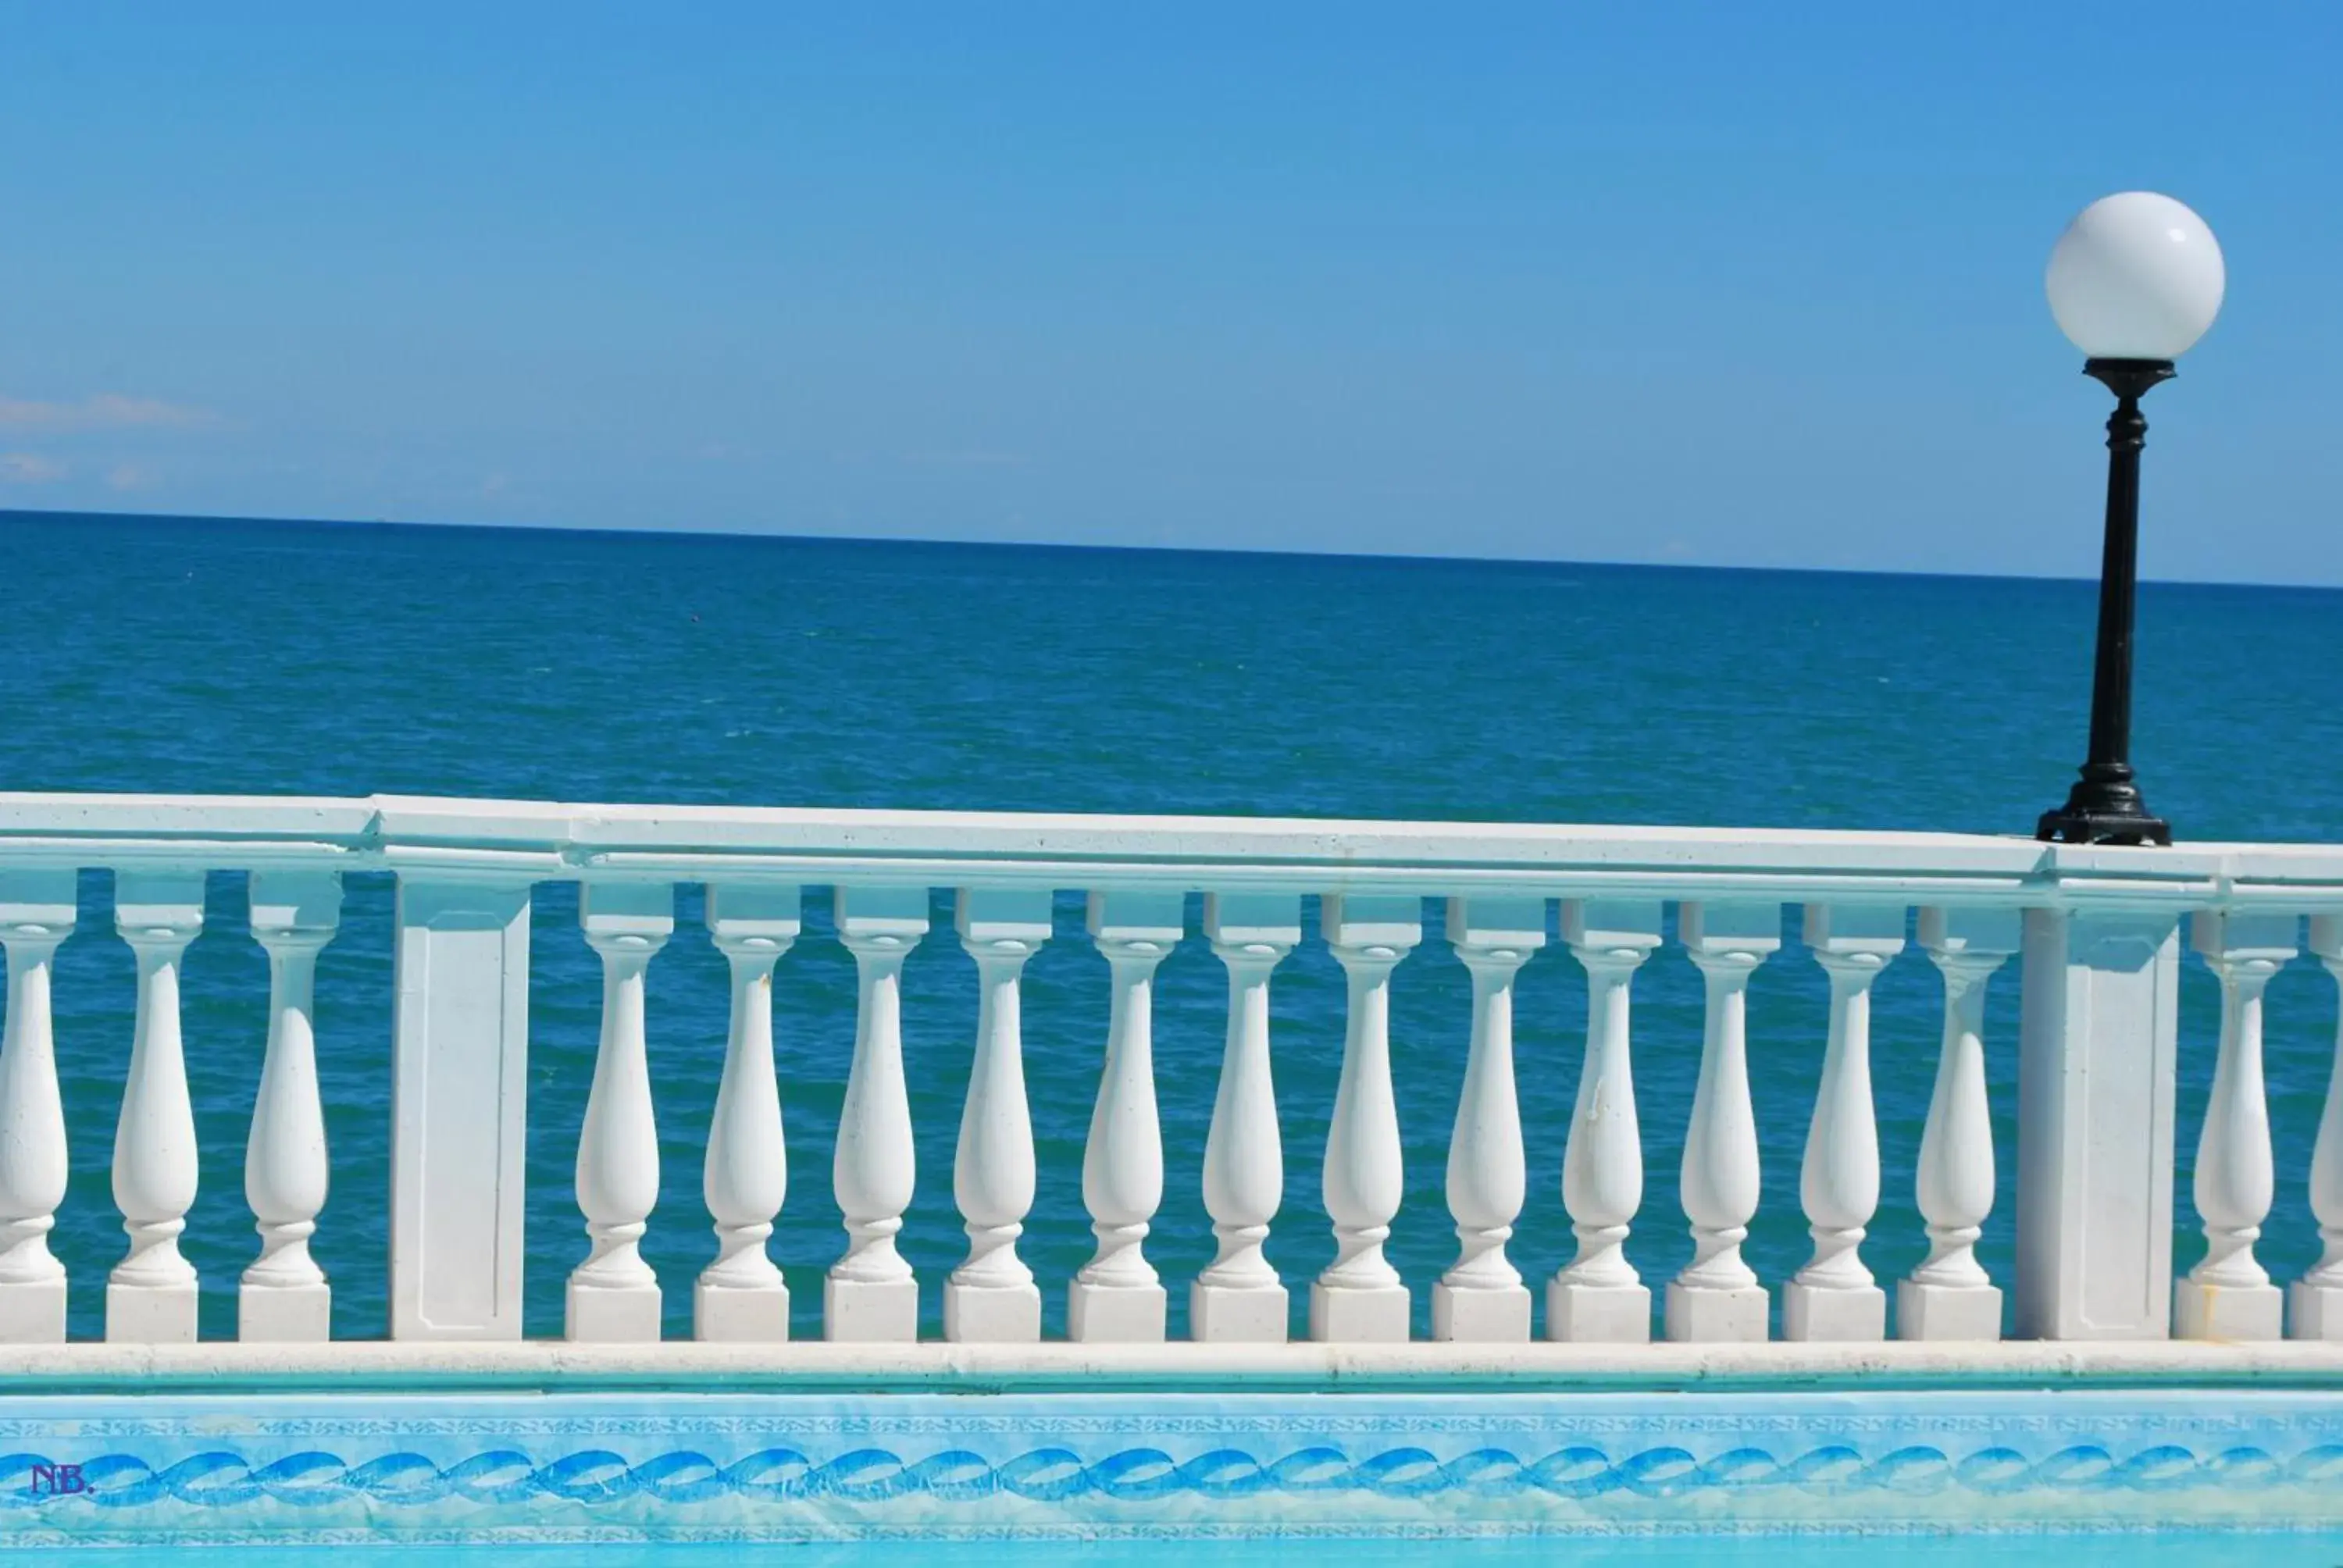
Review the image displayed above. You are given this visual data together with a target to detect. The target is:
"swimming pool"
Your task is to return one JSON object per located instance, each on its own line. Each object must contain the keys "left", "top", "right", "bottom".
{"left": 5, "top": 1380, "right": 2341, "bottom": 1548}
{"left": 12, "top": 1534, "right": 2343, "bottom": 1564}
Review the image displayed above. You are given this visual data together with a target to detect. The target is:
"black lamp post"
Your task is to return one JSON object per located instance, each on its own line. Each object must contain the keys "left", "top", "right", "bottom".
{"left": 2032, "top": 193, "right": 2225, "bottom": 846}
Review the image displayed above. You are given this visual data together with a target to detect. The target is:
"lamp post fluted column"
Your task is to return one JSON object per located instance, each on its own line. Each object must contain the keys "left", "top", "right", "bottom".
{"left": 2036, "top": 357, "right": 2174, "bottom": 846}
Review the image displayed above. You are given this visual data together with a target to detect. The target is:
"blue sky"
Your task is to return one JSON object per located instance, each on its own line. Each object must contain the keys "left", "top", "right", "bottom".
{"left": 2, "top": 5, "right": 2338, "bottom": 582}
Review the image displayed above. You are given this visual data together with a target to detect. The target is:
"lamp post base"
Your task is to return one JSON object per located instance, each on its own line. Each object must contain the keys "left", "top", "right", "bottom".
{"left": 2036, "top": 808, "right": 2170, "bottom": 846}
{"left": 2035, "top": 796, "right": 2171, "bottom": 846}
{"left": 2038, "top": 761, "right": 2169, "bottom": 845}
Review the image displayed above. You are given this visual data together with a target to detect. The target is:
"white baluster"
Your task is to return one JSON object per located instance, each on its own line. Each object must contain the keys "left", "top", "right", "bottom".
{"left": 108, "top": 871, "right": 205, "bottom": 1344}
{"left": 1783, "top": 903, "right": 1902, "bottom": 1342}
{"left": 2177, "top": 911, "right": 2295, "bottom": 1341}
{"left": 826, "top": 885, "right": 928, "bottom": 1342}
{"left": 696, "top": 884, "right": 799, "bottom": 1343}
{"left": 0, "top": 870, "right": 76, "bottom": 1343}
{"left": 1435, "top": 896, "right": 1544, "bottom": 1343}
{"left": 1193, "top": 893, "right": 1300, "bottom": 1343}
{"left": 1550, "top": 899, "right": 1662, "bottom": 1343}
{"left": 1314, "top": 894, "right": 1419, "bottom": 1343}
{"left": 1667, "top": 901, "right": 1777, "bottom": 1342}
{"left": 241, "top": 872, "right": 341, "bottom": 1343}
{"left": 1899, "top": 907, "right": 2019, "bottom": 1341}
{"left": 946, "top": 888, "right": 1049, "bottom": 1343}
{"left": 2296, "top": 914, "right": 2343, "bottom": 1339}
{"left": 1070, "top": 889, "right": 1181, "bottom": 1343}
{"left": 566, "top": 883, "right": 673, "bottom": 1343}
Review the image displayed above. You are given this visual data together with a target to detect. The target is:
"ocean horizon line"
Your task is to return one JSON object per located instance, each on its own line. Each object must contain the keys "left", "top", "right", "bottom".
{"left": 5, "top": 504, "right": 2332, "bottom": 598}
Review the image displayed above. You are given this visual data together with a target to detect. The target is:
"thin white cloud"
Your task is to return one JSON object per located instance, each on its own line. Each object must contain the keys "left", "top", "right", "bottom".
{"left": 900, "top": 449, "right": 1029, "bottom": 468}
{"left": 0, "top": 452, "right": 69, "bottom": 483}
{"left": 0, "top": 394, "right": 213, "bottom": 432}
{"left": 105, "top": 462, "right": 155, "bottom": 491}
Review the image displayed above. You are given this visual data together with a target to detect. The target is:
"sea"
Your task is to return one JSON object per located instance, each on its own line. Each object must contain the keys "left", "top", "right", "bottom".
{"left": 2, "top": 508, "right": 2341, "bottom": 1342}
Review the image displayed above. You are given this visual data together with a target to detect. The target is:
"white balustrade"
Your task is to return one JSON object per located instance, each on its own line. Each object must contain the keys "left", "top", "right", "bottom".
{"left": 567, "top": 882, "right": 674, "bottom": 1342}
{"left": 1550, "top": 899, "right": 1662, "bottom": 1343}
{"left": 5, "top": 794, "right": 2343, "bottom": 1359}
{"left": 2298, "top": 914, "right": 2343, "bottom": 1339}
{"left": 696, "top": 883, "right": 800, "bottom": 1343}
{"left": 1668, "top": 901, "right": 1778, "bottom": 1343}
{"left": 1899, "top": 907, "right": 2020, "bottom": 1342}
{"left": 1434, "top": 896, "right": 1543, "bottom": 1343}
{"left": 947, "top": 888, "right": 1050, "bottom": 1343}
{"left": 1314, "top": 895, "right": 1419, "bottom": 1342}
{"left": 827, "top": 885, "right": 928, "bottom": 1342}
{"left": 1782, "top": 903, "right": 1903, "bottom": 1342}
{"left": 241, "top": 872, "right": 341, "bottom": 1343}
{"left": 1193, "top": 893, "right": 1299, "bottom": 1344}
{"left": 2176, "top": 911, "right": 2296, "bottom": 1341}
{"left": 0, "top": 869, "right": 75, "bottom": 1343}
{"left": 1070, "top": 889, "right": 1181, "bottom": 1344}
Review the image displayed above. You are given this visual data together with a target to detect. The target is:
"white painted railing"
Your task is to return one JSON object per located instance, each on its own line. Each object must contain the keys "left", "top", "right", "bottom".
{"left": 2, "top": 793, "right": 2341, "bottom": 1349}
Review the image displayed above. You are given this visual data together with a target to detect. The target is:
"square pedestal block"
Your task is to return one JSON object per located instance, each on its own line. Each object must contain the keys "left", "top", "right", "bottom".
{"left": 1665, "top": 1281, "right": 1768, "bottom": 1343}
{"left": 1783, "top": 1281, "right": 1885, "bottom": 1342}
{"left": 1432, "top": 1282, "right": 1529, "bottom": 1342}
{"left": 945, "top": 1281, "right": 1041, "bottom": 1343}
{"left": 566, "top": 1282, "right": 662, "bottom": 1343}
{"left": 1191, "top": 1281, "right": 1288, "bottom": 1343}
{"left": 825, "top": 1276, "right": 919, "bottom": 1342}
{"left": 2175, "top": 1278, "right": 2282, "bottom": 1342}
{"left": 0, "top": 1278, "right": 65, "bottom": 1344}
{"left": 694, "top": 1282, "right": 790, "bottom": 1342}
{"left": 2291, "top": 1281, "right": 2343, "bottom": 1341}
{"left": 107, "top": 1281, "right": 198, "bottom": 1345}
{"left": 1309, "top": 1282, "right": 1409, "bottom": 1343}
{"left": 1546, "top": 1279, "right": 1651, "bottom": 1343}
{"left": 239, "top": 1283, "right": 332, "bottom": 1343}
{"left": 1896, "top": 1279, "right": 2002, "bottom": 1342}
{"left": 1068, "top": 1281, "right": 1167, "bottom": 1343}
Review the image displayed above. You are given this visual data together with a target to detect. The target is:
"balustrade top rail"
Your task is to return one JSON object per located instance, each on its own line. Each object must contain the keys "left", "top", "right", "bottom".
{"left": 5, "top": 792, "right": 2343, "bottom": 907}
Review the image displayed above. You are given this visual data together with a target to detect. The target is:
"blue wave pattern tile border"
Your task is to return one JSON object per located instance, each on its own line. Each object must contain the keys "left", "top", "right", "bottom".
{"left": 1, "top": 1390, "right": 2340, "bottom": 1545}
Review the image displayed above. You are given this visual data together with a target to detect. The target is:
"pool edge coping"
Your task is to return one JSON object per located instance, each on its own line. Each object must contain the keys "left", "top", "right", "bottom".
{"left": 5, "top": 1339, "right": 2343, "bottom": 1395}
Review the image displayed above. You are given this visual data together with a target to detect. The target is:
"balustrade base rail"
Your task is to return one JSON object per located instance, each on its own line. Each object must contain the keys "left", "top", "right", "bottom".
{"left": 5, "top": 1338, "right": 2343, "bottom": 1392}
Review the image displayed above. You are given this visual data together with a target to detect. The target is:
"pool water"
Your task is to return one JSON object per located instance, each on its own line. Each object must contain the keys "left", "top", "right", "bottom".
{"left": 16, "top": 1534, "right": 2343, "bottom": 1565}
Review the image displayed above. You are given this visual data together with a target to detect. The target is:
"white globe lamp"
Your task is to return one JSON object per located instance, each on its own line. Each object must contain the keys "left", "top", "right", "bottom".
{"left": 2046, "top": 191, "right": 2224, "bottom": 362}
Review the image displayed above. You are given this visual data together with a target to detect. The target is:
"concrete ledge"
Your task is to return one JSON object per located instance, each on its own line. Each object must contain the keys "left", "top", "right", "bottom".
{"left": 8, "top": 788, "right": 2343, "bottom": 907}
{"left": 5, "top": 1338, "right": 2343, "bottom": 1394}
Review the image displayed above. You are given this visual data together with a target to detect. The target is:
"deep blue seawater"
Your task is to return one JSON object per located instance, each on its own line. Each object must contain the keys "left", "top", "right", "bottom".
{"left": 3, "top": 509, "right": 2341, "bottom": 1343}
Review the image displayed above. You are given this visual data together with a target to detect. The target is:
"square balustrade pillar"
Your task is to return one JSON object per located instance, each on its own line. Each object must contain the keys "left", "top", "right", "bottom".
{"left": 2014, "top": 906, "right": 2181, "bottom": 1340}
{"left": 390, "top": 878, "right": 533, "bottom": 1341}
